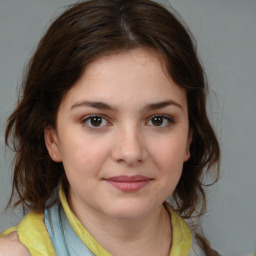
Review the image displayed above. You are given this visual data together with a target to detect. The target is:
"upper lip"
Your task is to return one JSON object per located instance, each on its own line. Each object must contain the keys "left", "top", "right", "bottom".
{"left": 105, "top": 175, "right": 152, "bottom": 182}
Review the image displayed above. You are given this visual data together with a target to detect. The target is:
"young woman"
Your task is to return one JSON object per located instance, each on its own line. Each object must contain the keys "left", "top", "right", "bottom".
{"left": 0, "top": 0, "right": 220, "bottom": 255}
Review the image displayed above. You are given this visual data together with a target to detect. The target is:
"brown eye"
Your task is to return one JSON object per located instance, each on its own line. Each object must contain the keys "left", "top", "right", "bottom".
{"left": 147, "top": 115, "right": 174, "bottom": 127}
{"left": 82, "top": 115, "right": 108, "bottom": 127}
{"left": 90, "top": 116, "right": 102, "bottom": 126}
{"left": 152, "top": 116, "right": 164, "bottom": 126}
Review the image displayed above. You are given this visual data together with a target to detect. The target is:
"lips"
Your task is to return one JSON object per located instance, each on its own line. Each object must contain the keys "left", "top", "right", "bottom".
{"left": 104, "top": 175, "right": 152, "bottom": 192}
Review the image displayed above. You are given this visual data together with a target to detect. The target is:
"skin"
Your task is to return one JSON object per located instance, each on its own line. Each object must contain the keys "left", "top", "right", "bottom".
{"left": 44, "top": 48, "right": 191, "bottom": 256}
{"left": 0, "top": 233, "right": 31, "bottom": 256}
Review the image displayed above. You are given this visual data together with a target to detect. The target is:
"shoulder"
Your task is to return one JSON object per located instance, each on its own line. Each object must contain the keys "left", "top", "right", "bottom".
{"left": 0, "top": 232, "right": 31, "bottom": 256}
{"left": 0, "top": 211, "right": 55, "bottom": 256}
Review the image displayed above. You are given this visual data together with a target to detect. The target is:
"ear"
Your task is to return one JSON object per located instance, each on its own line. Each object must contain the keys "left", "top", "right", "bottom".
{"left": 44, "top": 126, "right": 62, "bottom": 162}
{"left": 184, "top": 130, "right": 193, "bottom": 162}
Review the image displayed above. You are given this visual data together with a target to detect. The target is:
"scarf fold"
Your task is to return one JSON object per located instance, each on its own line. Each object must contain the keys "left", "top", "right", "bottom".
{"left": 44, "top": 187, "right": 192, "bottom": 256}
{"left": 1, "top": 185, "right": 192, "bottom": 256}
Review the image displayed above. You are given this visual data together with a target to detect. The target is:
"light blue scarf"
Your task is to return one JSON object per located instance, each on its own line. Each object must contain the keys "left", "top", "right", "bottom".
{"left": 44, "top": 201, "right": 95, "bottom": 256}
{"left": 44, "top": 194, "right": 203, "bottom": 256}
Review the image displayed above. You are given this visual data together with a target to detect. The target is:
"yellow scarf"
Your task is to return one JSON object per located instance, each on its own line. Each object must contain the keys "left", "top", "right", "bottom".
{"left": 1, "top": 187, "right": 192, "bottom": 256}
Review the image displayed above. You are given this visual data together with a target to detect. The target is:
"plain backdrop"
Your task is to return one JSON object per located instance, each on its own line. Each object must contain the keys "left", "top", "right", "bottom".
{"left": 0, "top": 0, "right": 255, "bottom": 255}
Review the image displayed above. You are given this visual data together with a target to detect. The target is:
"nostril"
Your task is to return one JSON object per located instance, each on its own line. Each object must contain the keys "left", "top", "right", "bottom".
{"left": 111, "top": 141, "right": 146, "bottom": 166}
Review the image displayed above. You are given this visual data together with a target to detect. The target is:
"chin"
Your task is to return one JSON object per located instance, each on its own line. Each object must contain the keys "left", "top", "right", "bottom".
{"left": 104, "top": 199, "right": 154, "bottom": 221}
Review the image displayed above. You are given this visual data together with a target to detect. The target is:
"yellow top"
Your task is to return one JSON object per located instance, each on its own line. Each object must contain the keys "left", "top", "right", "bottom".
{"left": 1, "top": 188, "right": 192, "bottom": 256}
{"left": 1, "top": 211, "right": 55, "bottom": 255}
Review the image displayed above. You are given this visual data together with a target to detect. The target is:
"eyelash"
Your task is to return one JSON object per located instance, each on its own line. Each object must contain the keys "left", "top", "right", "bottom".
{"left": 147, "top": 115, "right": 174, "bottom": 127}
{"left": 81, "top": 114, "right": 175, "bottom": 128}
{"left": 81, "top": 115, "right": 110, "bottom": 128}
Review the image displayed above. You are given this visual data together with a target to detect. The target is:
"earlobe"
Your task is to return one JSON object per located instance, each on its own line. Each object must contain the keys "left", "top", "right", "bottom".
{"left": 184, "top": 150, "right": 190, "bottom": 162}
{"left": 44, "top": 126, "right": 62, "bottom": 162}
{"left": 184, "top": 130, "right": 193, "bottom": 162}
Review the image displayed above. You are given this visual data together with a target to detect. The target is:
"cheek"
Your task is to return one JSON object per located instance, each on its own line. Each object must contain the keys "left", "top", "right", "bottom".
{"left": 149, "top": 136, "right": 187, "bottom": 184}
{"left": 59, "top": 135, "right": 110, "bottom": 177}
{"left": 61, "top": 144, "right": 102, "bottom": 193}
{"left": 151, "top": 136, "right": 188, "bottom": 165}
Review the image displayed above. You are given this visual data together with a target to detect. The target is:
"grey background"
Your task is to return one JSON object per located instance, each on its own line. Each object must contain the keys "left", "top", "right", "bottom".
{"left": 0, "top": 0, "right": 255, "bottom": 255}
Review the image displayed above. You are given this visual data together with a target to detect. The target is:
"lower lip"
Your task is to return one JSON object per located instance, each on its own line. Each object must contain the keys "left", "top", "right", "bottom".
{"left": 106, "top": 180, "right": 151, "bottom": 192}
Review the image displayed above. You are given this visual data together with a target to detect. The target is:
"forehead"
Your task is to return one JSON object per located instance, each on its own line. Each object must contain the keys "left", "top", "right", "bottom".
{"left": 60, "top": 48, "right": 187, "bottom": 111}
{"left": 82, "top": 48, "right": 169, "bottom": 83}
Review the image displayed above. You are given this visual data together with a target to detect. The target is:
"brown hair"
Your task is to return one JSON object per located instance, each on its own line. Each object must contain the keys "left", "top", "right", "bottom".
{"left": 5, "top": 0, "right": 220, "bottom": 254}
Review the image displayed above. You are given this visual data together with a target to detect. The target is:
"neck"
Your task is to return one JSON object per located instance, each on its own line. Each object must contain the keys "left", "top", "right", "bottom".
{"left": 68, "top": 198, "right": 172, "bottom": 256}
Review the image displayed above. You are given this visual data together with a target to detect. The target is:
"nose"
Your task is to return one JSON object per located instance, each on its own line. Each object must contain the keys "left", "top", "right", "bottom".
{"left": 111, "top": 125, "right": 147, "bottom": 167}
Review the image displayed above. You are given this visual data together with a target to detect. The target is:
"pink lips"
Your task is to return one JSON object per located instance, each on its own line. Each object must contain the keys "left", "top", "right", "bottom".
{"left": 105, "top": 175, "right": 152, "bottom": 192}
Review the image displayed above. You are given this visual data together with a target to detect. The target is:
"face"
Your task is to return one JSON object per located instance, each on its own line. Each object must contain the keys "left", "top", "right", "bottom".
{"left": 45, "top": 48, "right": 191, "bottom": 221}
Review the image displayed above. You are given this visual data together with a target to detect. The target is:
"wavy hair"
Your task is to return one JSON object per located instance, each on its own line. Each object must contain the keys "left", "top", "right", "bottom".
{"left": 5, "top": 0, "right": 220, "bottom": 254}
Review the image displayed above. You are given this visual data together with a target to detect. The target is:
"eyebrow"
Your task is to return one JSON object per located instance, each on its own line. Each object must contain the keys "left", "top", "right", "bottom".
{"left": 71, "top": 101, "right": 116, "bottom": 111}
{"left": 70, "top": 100, "right": 183, "bottom": 111}
{"left": 143, "top": 100, "right": 183, "bottom": 112}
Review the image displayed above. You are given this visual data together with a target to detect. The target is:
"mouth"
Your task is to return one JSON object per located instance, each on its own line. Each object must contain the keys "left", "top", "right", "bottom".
{"left": 104, "top": 175, "right": 152, "bottom": 192}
